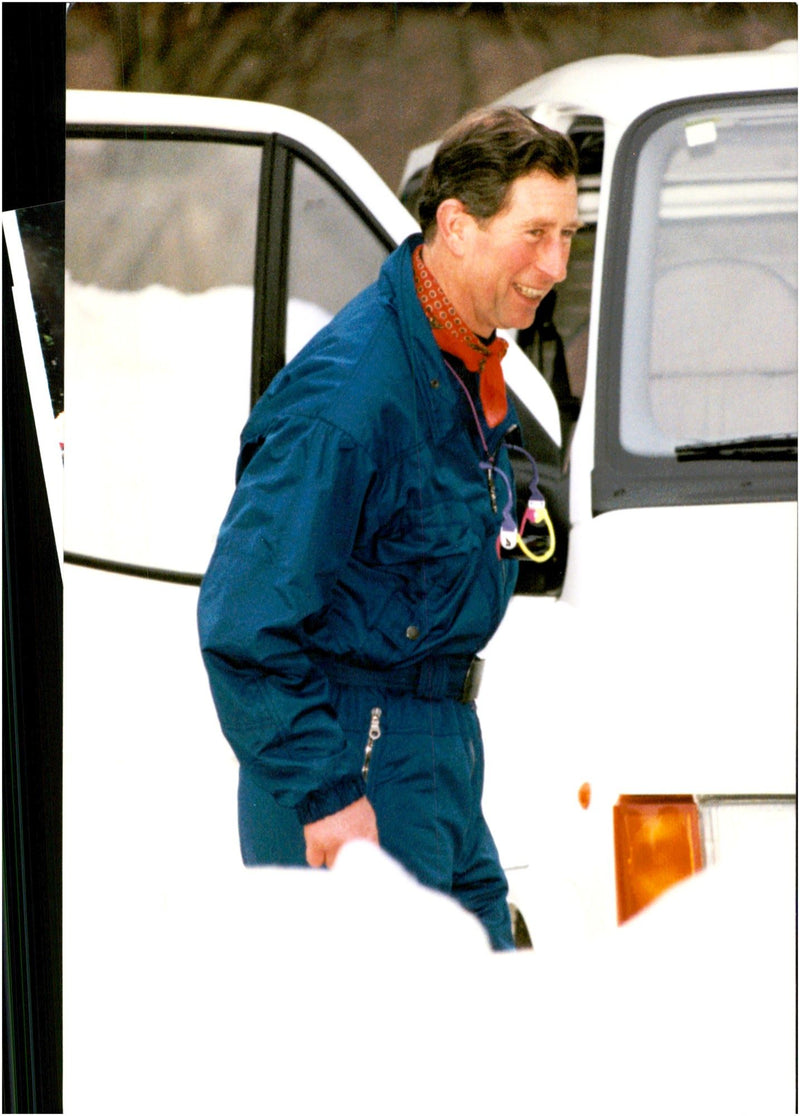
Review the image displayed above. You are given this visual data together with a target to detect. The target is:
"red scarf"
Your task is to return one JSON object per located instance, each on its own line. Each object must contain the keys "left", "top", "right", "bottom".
{"left": 412, "top": 244, "right": 508, "bottom": 427}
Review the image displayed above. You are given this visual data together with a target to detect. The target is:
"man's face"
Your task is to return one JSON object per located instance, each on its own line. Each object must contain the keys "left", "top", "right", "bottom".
{"left": 458, "top": 170, "right": 581, "bottom": 337}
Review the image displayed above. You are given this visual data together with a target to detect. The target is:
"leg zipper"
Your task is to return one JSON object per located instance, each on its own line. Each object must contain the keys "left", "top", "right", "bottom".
{"left": 362, "top": 707, "right": 382, "bottom": 780}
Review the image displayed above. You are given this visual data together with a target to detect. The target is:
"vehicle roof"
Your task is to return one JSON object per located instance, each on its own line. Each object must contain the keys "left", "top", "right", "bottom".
{"left": 400, "top": 43, "right": 797, "bottom": 187}
{"left": 495, "top": 42, "right": 798, "bottom": 127}
{"left": 68, "top": 87, "right": 353, "bottom": 144}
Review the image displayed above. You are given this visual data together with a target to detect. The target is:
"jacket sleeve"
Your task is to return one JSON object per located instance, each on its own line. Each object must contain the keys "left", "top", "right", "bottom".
{"left": 197, "top": 410, "right": 375, "bottom": 824}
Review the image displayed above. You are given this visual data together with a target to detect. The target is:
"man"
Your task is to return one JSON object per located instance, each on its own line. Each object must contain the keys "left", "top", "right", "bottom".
{"left": 197, "top": 107, "right": 579, "bottom": 950}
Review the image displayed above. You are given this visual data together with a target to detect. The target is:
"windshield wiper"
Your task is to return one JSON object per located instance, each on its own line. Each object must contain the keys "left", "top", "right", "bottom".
{"left": 676, "top": 434, "right": 798, "bottom": 462}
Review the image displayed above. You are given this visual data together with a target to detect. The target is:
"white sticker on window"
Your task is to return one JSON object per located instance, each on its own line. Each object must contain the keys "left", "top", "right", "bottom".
{"left": 685, "top": 119, "right": 718, "bottom": 148}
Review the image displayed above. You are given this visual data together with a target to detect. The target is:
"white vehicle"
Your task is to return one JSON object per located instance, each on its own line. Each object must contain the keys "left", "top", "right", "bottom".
{"left": 402, "top": 43, "right": 798, "bottom": 944}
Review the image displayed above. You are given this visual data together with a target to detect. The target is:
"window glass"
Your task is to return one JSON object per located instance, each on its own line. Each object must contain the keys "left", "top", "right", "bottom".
{"left": 285, "top": 157, "right": 390, "bottom": 360}
{"left": 619, "top": 102, "right": 798, "bottom": 456}
{"left": 65, "top": 138, "right": 261, "bottom": 575}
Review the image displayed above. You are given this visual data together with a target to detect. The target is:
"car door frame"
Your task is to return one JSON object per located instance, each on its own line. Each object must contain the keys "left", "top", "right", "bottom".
{"left": 63, "top": 116, "right": 399, "bottom": 585}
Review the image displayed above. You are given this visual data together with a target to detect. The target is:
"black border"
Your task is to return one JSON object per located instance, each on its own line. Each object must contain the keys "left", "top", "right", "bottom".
{"left": 2, "top": 7, "right": 66, "bottom": 1111}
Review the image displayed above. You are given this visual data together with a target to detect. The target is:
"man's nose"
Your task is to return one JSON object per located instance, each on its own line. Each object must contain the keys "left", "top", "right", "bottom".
{"left": 537, "top": 237, "right": 570, "bottom": 283}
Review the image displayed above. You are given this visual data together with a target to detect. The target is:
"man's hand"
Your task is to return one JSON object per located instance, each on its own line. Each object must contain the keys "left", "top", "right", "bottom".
{"left": 304, "top": 796, "right": 379, "bottom": 869}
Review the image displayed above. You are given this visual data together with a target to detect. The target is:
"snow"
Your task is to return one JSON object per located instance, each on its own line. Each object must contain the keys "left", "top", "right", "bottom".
{"left": 64, "top": 275, "right": 253, "bottom": 572}
{"left": 64, "top": 275, "right": 332, "bottom": 574}
{"left": 63, "top": 829, "right": 795, "bottom": 1113}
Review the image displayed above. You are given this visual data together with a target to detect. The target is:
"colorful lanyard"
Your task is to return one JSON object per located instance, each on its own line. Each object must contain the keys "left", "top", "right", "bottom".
{"left": 444, "top": 358, "right": 556, "bottom": 563}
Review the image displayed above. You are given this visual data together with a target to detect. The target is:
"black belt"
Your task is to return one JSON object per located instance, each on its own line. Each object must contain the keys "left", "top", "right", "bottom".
{"left": 315, "top": 655, "right": 484, "bottom": 703}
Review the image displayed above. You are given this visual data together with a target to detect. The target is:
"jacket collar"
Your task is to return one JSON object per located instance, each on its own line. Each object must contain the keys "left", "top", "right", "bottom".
{"left": 380, "top": 234, "right": 518, "bottom": 448}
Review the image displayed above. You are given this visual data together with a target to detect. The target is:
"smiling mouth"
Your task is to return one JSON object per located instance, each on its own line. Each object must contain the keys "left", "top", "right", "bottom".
{"left": 513, "top": 282, "right": 546, "bottom": 301}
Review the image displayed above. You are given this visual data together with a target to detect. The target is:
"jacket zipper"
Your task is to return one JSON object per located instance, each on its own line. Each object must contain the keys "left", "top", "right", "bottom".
{"left": 361, "top": 707, "right": 382, "bottom": 780}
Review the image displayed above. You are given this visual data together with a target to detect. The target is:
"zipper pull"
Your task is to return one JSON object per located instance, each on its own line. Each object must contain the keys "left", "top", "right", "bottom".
{"left": 362, "top": 707, "right": 382, "bottom": 780}
{"left": 486, "top": 465, "right": 498, "bottom": 514}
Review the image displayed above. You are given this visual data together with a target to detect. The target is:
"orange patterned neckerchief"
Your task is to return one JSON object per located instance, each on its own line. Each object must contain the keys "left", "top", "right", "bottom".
{"left": 412, "top": 243, "right": 509, "bottom": 428}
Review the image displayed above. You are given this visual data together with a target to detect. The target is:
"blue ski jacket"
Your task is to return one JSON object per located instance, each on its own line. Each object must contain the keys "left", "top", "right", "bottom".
{"left": 197, "top": 233, "right": 519, "bottom": 827}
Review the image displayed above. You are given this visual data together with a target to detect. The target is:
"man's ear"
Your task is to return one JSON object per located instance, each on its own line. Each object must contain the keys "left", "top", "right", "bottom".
{"left": 434, "top": 198, "right": 473, "bottom": 258}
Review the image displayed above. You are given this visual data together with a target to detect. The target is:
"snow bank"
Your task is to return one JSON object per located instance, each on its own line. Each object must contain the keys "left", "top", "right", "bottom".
{"left": 64, "top": 274, "right": 332, "bottom": 573}
{"left": 63, "top": 835, "right": 795, "bottom": 1114}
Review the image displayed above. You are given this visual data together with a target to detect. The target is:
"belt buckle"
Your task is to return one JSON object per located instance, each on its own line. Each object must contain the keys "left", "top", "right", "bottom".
{"left": 460, "top": 657, "right": 484, "bottom": 703}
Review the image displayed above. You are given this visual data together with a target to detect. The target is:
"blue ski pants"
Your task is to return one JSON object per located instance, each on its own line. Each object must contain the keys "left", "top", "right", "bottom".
{"left": 237, "top": 679, "right": 515, "bottom": 952}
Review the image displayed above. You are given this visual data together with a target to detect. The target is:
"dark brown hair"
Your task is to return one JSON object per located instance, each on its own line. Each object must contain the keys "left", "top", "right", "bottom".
{"left": 416, "top": 106, "right": 578, "bottom": 240}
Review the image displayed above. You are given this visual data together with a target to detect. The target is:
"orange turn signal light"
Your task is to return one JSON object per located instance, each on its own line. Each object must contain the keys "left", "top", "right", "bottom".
{"left": 613, "top": 795, "right": 704, "bottom": 924}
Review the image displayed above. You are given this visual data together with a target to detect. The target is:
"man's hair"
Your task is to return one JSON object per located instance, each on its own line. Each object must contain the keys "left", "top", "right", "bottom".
{"left": 416, "top": 106, "right": 579, "bottom": 240}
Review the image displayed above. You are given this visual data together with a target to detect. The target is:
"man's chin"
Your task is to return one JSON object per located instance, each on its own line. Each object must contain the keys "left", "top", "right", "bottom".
{"left": 502, "top": 309, "right": 540, "bottom": 334}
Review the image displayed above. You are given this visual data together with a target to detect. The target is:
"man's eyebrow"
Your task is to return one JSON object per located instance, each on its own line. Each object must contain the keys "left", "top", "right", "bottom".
{"left": 522, "top": 217, "right": 585, "bottom": 229}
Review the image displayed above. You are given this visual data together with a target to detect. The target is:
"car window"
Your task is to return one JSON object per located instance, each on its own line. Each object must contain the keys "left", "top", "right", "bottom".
{"left": 619, "top": 99, "right": 798, "bottom": 456}
{"left": 65, "top": 137, "right": 261, "bottom": 577}
{"left": 285, "top": 155, "right": 391, "bottom": 360}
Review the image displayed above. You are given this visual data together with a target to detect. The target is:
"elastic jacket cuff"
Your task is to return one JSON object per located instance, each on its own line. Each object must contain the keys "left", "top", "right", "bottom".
{"left": 295, "top": 774, "right": 366, "bottom": 826}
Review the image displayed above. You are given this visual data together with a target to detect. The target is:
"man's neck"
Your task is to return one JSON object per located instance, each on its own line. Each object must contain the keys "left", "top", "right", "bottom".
{"left": 420, "top": 239, "right": 484, "bottom": 338}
